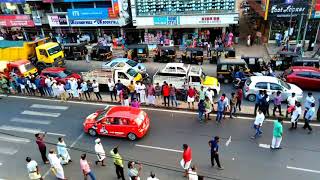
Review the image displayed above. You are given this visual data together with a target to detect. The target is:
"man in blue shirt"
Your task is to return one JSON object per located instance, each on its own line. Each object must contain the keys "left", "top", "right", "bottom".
{"left": 208, "top": 136, "right": 223, "bottom": 170}
{"left": 215, "top": 97, "right": 225, "bottom": 123}
{"left": 303, "top": 103, "right": 316, "bottom": 134}
{"left": 254, "top": 90, "right": 263, "bottom": 115}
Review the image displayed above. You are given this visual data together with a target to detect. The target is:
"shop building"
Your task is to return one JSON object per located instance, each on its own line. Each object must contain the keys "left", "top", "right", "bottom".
{"left": 130, "top": 0, "right": 239, "bottom": 45}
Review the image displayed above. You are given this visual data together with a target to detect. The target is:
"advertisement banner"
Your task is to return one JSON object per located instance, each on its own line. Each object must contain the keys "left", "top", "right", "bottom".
{"left": 179, "top": 14, "right": 238, "bottom": 25}
{"left": 47, "top": 14, "right": 69, "bottom": 27}
{"left": 0, "top": 15, "right": 30, "bottom": 20}
{"left": 0, "top": 20, "right": 34, "bottom": 27}
{"left": 67, "top": 8, "right": 108, "bottom": 20}
{"left": 268, "top": 0, "right": 309, "bottom": 18}
{"left": 69, "top": 19, "right": 120, "bottom": 26}
{"left": 43, "top": 0, "right": 54, "bottom": 3}
{"left": 0, "top": 0, "right": 25, "bottom": 3}
{"left": 153, "top": 16, "right": 180, "bottom": 25}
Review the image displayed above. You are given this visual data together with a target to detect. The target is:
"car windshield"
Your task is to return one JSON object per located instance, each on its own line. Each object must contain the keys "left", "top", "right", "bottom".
{"left": 19, "top": 63, "right": 35, "bottom": 74}
{"left": 126, "top": 59, "right": 138, "bottom": 67}
{"left": 127, "top": 68, "right": 138, "bottom": 77}
{"left": 56, "top": 70, "right": 72, "bottom": 78}
{"left": 47, "top": 45, "right": 62, "bottom": 55}
{"left": 96, "top": 110, "right": 107, "bottom": 122}
{"left": 279, "top": 79, "right": 291, "bottom": 90}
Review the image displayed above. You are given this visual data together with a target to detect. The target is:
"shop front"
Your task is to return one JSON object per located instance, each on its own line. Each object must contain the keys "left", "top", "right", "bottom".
{"left": 0, "top": 14, "right": 35, "bottom": 40}
{"left": 132, "top": 14, "right": 239, "bottom": 46}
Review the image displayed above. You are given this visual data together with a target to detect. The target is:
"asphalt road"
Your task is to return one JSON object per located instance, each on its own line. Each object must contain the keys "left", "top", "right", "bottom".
{"left": 0, "top": 96, "right": 320, "bottom": 180}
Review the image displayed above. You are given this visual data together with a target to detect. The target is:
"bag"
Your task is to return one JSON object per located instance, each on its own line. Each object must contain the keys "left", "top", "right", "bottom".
{"left": 50, "top": 167, "right": 57, "bottom": 176}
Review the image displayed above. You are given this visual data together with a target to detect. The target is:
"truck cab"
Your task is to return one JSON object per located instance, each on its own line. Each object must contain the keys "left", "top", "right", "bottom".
{"left": 0, "top": 60, "right": 38, "bottom": 79}
{"left": 35, "top": 42, "right": 65, "bottom": 70}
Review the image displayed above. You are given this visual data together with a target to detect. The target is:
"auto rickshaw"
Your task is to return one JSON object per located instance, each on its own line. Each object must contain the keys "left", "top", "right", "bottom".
{"left": 91, "top": 45, "right": 113, "bottom": 61}
{"left": 209, "top": 47, "right": 224, "bottom": 64}
{"left": 217, "top": 57, "right": 250, "bottom": 83}
{"left": 181, "top": 47, "right": 204, "bottom": 65}
{"left": 153, "top": 45, "right": 176, "bottom": 63}
{"left": 241, "top": 56, "right": 265, "bottom": 72}
{"left": 126, "top": 44, "right": 149, "bottom": 63}
{"left": 271, "top": 51, "right": 299, "bottom": 70}
{"left": 292, "top": 57, "right": 320, "bottom": 68}
{"left": 224, "top": 47, "right": 236, "bottom": 58}
{"left": 63, "top": 43, "right": 88, "bottom": 61}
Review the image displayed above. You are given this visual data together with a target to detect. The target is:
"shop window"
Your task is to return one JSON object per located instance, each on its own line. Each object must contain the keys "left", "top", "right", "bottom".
{"left": 73, "top": 2, "right": 94, "bottom": 9}
{"left": 96, "top": 2, "right": 112, "bottom": 8}
{"left": 53, "top": 3, "right": 72, "bottom": 12}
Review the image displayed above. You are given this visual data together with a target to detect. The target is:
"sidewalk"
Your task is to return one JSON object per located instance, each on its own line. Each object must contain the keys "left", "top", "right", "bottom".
{"left": 265, "top": 43, "right": 319, "bottom": 57}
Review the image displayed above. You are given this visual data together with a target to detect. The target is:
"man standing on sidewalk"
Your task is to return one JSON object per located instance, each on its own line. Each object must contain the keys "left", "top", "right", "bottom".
{"left": 236, "top": 88, "right": 243, "bottom": 111}
{"left": 110, "top": 146, "right": 125, "bottom": 180}
{"left": 80, "top": 154, "right": 96, "bottom": 180}
{"left": 208, "top": 136, "right": 223, "bottom": 170}
{"left": 35, "top": 133, "right": 49, "bottom": 164}
{"left": 273, "top": 91, "right": 283, "bottom": 116}
{"left": 254, "top": 90, "right": 263, "bottom": 115}
{"left": 94, "top": 138, "right": 106, "bottom": 166}
{"left": 304, "top": 92, "right": 315, "bottom": 117}
{"left": 252, "top": 109, "right": 265, "bottom": 139}
{"left": 290, "top": 102, "right": 301, "bottom": 130}
{"left": 286, "top": 93, "right": 297, "bottom": 118}
{"left": 303, "top": 103, "right": 316, "bottom": 134}
{"left": 271, "top": 118, "right": 283, "bottom": 150}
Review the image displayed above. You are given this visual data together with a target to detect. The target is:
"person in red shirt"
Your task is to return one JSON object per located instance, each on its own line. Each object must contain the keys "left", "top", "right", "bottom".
{"left": 181, "top": 144, "right": 192, "bottom": 177}
{"left": 35, "top": 133, "right": 49, "bottom": 164}
{"left": 162, "top": 82, "right": 170, "bottom": 107}
{"left": 236, "top": 88, "right": 243, "bottom": 111}
{"left": 187, "top": 86, "right": 196, "bottom": 109}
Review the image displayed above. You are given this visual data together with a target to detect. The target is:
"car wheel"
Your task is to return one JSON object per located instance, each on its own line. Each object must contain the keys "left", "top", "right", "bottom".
{"left": 248, "top": 94, "right": 256, "bottom": 102}
{"left": 127, "top": 133, "right": 137, "bottom": 141}
{"left": 88, "top": 129, "right": 97, "bottom": 136}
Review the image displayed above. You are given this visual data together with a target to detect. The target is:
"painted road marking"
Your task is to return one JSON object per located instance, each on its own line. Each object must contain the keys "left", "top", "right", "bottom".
{"left": 0, "top": 125, "right": 66, "bottom": 137}
{"left": 226, "top": 136, "right": 232, "bottom": 146}
{"left": 0, "top": 134, "right": 30, "bottom": 144}
{"left": 259, "top": 144, "right": 271, "bottom": 149}
{"left": 21, "top": 110, "right": 61, "bottom": 118}
{"left": 10, "top": 118, "right": 51, "bottom": 125}
{"left": 135, "top": 144, "right": 183, "bottom": 153}
{"left": 6, "top": 95, "right": 320, "bottom": 127}
{"left": 0, "top": 147, "right": 18, "bottom": 155}
{"left": 30, "top": 104, "right": 69, "bottom": 110}
{"left": 287, "top": 166, "right": 320, "bottom": 174}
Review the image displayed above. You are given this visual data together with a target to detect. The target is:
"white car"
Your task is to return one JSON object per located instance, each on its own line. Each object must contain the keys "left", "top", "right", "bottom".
{"left": 101, "top": 58, "right": 146, "bottom": 74}
{"left": 243, "top": 76, "right": 303, "bottom": 102}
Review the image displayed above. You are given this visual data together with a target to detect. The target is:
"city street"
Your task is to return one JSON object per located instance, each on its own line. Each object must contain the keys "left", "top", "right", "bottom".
{"left": 0, "top": 96, "right": 320, "bottom": 180}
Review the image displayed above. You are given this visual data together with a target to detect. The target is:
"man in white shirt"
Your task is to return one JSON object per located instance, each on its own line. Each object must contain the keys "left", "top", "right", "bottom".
{"left": 188, "top": 165, "right": 198, "bottom": 180}
{"left": 92, "top": 80, "right": 102, "bottom": 101}
{"left": 45, "top": 76, "right": 52, "bottom": 96}
{"left": 290, "top": 102, "right": 302, "bottom": 130}
{"left": 147, "top": 171, "right": 159, "bottom": 180}
{"left": 107, "top": 78, "right": 116, "bottom": 101}
{"left": 222, "top": 94, "right": 229, "bottom": 119}
{"left": 286, "top": 93, "right": 297, "bottom": 117}
{"left": 94, "top": 138, "right": 106, "bottom": 166}
{"left": 304, "top": 92, "right": 315, "bottom": 117}
{"left": 252, "top": 109, "right": 265, "bottom": 139}
{"left": 26, "top": 157, "right": 43, "bottom": 180}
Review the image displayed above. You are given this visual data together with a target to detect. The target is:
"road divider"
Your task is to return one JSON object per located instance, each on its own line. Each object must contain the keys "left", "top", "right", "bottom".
{"left": 136, "top": 144, "right": 183, "bottom": 153}
{"left": 10, "top": 118, "right": 51, "bottom": 125}
{"left": 21, "top": 110, "right": 61, "bottom": 118}
{"left": 286, "top": 166, "right": 320, "bottom": 174}
{"left": 30, "top": 104, "right": 69, "bottom": 110}
{"left": 0, "top": 125, "right": 66, "bottom": 137}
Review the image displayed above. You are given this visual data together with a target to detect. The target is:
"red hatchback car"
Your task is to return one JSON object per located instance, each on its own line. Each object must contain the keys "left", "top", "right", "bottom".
{"left": 83, "top": 106, "right": 150, "bottom": 141}
{"left": 284, "top": 66, "right": 320, "bottom": 90}
{"left": 40, "top": 67, "right": 81, "bottom": 84}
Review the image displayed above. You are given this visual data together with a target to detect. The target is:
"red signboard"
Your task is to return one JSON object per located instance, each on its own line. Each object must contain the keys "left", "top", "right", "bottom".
{"left": 0, "top": 15, "right": 30, "bottom": 20}
{"left": 43, "top": 0, "right": 53, "bottom": 2}
{"left": 0, "top": 19, "right": 35, "bottom": 27}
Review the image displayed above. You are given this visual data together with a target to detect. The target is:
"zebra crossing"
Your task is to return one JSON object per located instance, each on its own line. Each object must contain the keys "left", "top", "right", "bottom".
{"left": 0, "top": 103, "right": 69, "bottom": 170}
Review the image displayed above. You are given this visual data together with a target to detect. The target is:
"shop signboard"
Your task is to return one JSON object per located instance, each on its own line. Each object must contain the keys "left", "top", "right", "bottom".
{"left": 43, "top": 0, "right": 54, "bottom": 3}
{"left": 67, "top": 8, "right": 108, "bottom": 20}
{"left": 69, "top": 19, "right": 120, "bottom": 26}
{"left": 312, "top": 0, "right": 320, "bottom": 19}
{"left": 153, "top": 16, "right": 180, "bottom": 25}
{"left": 179, "top": 14, "right": 238, "bottom": 25}
{"left": 0, "top": 15, "right": 30, "bottom": 20}
{"left": 268, "top": 0, "right": 309, "bottom": 18}
{"left": 0, "top": 19, "right": 34, "bottom": 27}
{"left": 0, "top": 0, "right": 25, "bottom": 2}
{"left": 47, "top": 14, "right": 69, "bottom": 27}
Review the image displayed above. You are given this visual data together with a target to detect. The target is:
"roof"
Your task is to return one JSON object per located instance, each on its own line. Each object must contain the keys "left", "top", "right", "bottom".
{"left": 293, "top": 57, "right": 319, "bottom": 62}
{"left": 127, "top": 44, "right": 148, "bottom": 49}
{"left": 9, "top": 59, "right": 31, "bottom": 66}
{"left": 37, "top": 42, "right": 60, "bottom": 49}
{"left": 218, "top": 57, "right": 246, "bottom": 64}
{"left": 249, "top": 76, "right": 279, "bottom": 83}
{"left": 158, "top": 45, "right": 175, "bottom": 50}
{"left": 186, "top": 47, "right": 203, "bottom": 52}
{"left": 106, "top": 106, "right": 142, "bottom": 119}
{"left": 277, "top": 51, "right": 299, "bottom": 56}
{"left": 63, "top": 43, "right": 86, "bottom": 47}
{"left": 110, "top": 58, "right": 130, "bottom": 63}
{"left": 291, "top": 66, "right": 320, "bottom": 72}
{"left": 42, "top": 67, "right": 66, "bottom": 72}
{"left": 0, "top": 40, "right": 24, "bottom": 48}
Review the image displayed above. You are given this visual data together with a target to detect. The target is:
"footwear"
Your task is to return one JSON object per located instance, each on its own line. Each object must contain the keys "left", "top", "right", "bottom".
{"left": 95, "top": 161, "right": 98, "bottom": 165}
{"left": 275, "top": 147, "right": 282, "bottom": 149}
{"left": 44, "top": 161, "right": 49, "bottom": 164}
{"left": 217, "top": 166, "right": 224, "bottom": 170}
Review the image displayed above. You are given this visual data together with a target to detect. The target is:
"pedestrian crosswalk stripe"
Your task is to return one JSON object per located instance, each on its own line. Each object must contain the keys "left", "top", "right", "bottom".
{"left": 10, "top": 118, "right": 51, "bottom": 125}
{"left": 30, "top": 104, "right": 69, "bottom": 110}
{"left": 21, "top": 110, "right": 61, "bottom": 117}
{"left": 0, "top": 147, "right": 18, "bottom": 155}
{"left": 0, "top": 125, "right": 66, "bottom": 137}
{"left": 0, "top": 134, "right": 30, "bottom": 144}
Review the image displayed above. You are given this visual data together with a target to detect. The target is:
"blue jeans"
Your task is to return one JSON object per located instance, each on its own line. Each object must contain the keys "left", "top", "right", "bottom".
{"left": 253, "top": 124, "right": 262, "bottom": 138}
{"left": 86, "top": 171, "right": 96, "bottom": 180}
{"left": 46, "top": 87, "right": 52, "bottom": 96}
{"left": 170, "top": 95, "right": 178, "bottom": 107}
{"left": 216, "top": 111, "right": 223, "bottom": 123}
{"left": 198, "top": 111, "right": 204, "bottom": 121}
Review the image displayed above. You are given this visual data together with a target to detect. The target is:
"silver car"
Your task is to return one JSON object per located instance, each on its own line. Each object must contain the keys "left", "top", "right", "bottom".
{"left": 243, "top": 76, "right": 303, "bottom": 102}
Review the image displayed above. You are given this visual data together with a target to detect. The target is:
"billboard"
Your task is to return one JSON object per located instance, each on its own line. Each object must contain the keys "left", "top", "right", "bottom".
{"left": 67, "top": 8, "right": 108, "bottom": 20}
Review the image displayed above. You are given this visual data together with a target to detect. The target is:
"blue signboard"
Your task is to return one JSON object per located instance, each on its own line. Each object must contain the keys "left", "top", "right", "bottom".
{"left": 0, "top": 0, "right": 25, "bottom": 2}
{"left": 153, "top": 16, "right": 179, "bottom": 26}
{"left": 67, "top": 8, "right": 108, "bottom": 20}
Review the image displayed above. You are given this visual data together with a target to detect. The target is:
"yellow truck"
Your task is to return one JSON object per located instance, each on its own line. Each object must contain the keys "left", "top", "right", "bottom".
{"left": 0, "top": 39, "right": 65, "bottom": 70}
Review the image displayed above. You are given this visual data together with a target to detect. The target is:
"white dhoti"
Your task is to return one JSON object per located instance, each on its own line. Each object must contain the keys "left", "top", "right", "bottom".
{"left": 124, "top": 99, "right": 129, "bottom": 106}
{"left": 140, "top": 92, "right": 146, "bottom": 103}
{"left": 48, "top": 153, "right": 65, "bottom": 179}
{"left": 180, "top": 159, "right": 192, "bottom": 170}
{"left": 147, "top": 95, "right": 155, "bottom": 105}
{"left": 187, "top": 96, "right": 194, "bottom": 103}
{"left": 95, "top": 143, "right": 106, "bottom": 161}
